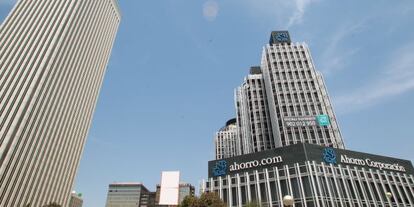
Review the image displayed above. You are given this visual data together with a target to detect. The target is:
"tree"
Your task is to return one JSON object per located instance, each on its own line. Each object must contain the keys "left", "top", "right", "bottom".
{"left": 198, "top": 192, "right": 226, "bottom": 207}
{"left": 180, "top": 195, "right": 199, "bottom": 207}
{"left": 179, "top": 192, "right": 226, "bottom": 207}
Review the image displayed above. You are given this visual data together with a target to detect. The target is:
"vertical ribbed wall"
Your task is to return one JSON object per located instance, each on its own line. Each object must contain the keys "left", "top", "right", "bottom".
{"left": 261, "top": 42, "right": 345, "bottom": 149}
{"left": 0, "top": 0, "right": 120, "bottom": 206}
{"left": 236, "top": 73, "right": 274, "bottom": 154}
{"left": 215, "top": 124, "right": 238, "bottom": 159}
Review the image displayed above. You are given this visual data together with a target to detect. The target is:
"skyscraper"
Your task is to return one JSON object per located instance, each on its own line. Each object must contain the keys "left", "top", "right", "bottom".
{"left": 232, "top": 31, "right": 345, "bottom": 157}
{"left": 0, "top": 0, "right": 121, "bottom": 206}
{"left": 215, "top": 118, "right": 239, "bottom": 159}
{"left": 261, "top": 31, "right": 344, "bottom": 149}
{"left": 203, "top": 31, "right": 414, "bottom": 207}
{"left": 235, "top": 67, "right": 274, "bottom": 154}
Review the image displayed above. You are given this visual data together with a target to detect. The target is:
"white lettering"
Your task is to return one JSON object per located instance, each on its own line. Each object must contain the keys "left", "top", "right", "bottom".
{"left": 340, "top": 155, "right": 406, "bottom": 172}
{"left": 229, "top": 156, "right": 283, "bottom": 172}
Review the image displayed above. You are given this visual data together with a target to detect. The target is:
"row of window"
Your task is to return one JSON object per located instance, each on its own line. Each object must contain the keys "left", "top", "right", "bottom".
{"left": 270, "top": 50, "right": 307, "bottom": 61}
{"left": 206, "top": 163, "right": 414, "bottom": 207}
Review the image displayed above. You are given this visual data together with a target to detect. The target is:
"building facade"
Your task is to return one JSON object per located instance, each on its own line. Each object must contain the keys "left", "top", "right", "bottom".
{"left": 229, "top": 31, "right": 345, "bottom": 158}
{"left": 235, "top": 67, "right": 274, "bottom": 154}
{"left": 204, "top": 144, "right": 414, "bottom": 207}
{"left": 204, "top": 31, "right": 414, "bottom": 207}
{"left": 105, "top": 183, "right": 152, "bottom": 207}
{"left": 215, "top": 119, "right": 240, "bottom": 159}
{"left": 69, "top": 192, "right": 83, "bottom": 207}
{"left": 0, "top": 0, "right": 120, "bottom": 206}
{"left": 179, "top": 183, "right": 196, "bottom": 204}
{"left": 261, "top": 31, "right": 344, "bottom": 149}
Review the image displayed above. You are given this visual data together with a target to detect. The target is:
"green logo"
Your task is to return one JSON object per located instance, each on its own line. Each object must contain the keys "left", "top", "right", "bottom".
{"left": 316, "top": 115, "right": 330, "bottom": 126}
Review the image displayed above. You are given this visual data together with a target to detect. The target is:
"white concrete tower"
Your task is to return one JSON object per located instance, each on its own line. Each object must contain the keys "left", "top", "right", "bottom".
{"left": 235, "top": 67, "right": 274, "bottom": 154}
{"left": 0, "top": 0, "right": 121, "bottom": 206}
{"left": 215, "top": 119, "right": 239, "bottom": 159}
{"left": 261, "top": 31, "right": 345, "bottom": 149}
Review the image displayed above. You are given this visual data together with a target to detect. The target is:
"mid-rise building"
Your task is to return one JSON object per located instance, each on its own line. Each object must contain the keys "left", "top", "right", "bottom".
{"left": 0, "top": 0, "right": 121, "bottom": 206}
{"left": 178, "top": 183, "right": 196, "bottom": 204}
{"left": 69, "top": 191, "right": 83, "bottom": 207}
{"left": 215, "top": 119, "right": 240, "bottom": 159}
{"left": 156, "top": 182, "right": 195, "bottom": 206}
{"left": 105, "top": 183, "right": 151, "bottom": 207}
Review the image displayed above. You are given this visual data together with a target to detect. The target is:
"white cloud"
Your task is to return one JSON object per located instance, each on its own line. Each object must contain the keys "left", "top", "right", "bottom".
{"left": 319, "top": 21, "right": 366, "bottom": 75}
{"left": 333, "top": 42, "right": 414, "bottom": 114}
{"left": 287, "top": 0, "right": 315, "bottom": 28}
{"left": 203, "top": 0, "right": 219, "bottom": 21}
{"left": 243, "top": 0, "right": 318, "bottom": 28}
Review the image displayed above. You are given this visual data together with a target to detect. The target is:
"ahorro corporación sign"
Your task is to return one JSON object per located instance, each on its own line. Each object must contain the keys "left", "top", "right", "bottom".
{"left": 208, "top": 144, "right": 414, "bottom": 178}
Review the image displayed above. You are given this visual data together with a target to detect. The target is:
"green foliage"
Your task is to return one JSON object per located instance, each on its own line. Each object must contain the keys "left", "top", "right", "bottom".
{"left": 198, "top": 192, "right": 226, "bottom": 207}
{"left": 179, "top": 192, "right": 226, "bottom": 207}
{"left": 245, "top": 201, "right": 260, "bottom": 207}
{"left": 180, "top": 195, "right": 199, "bottom": 207}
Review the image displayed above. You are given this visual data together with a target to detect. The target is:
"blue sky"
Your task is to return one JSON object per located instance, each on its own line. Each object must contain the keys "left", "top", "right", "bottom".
{"left": 1, "top": 0, "right": 414, "bottom": 206}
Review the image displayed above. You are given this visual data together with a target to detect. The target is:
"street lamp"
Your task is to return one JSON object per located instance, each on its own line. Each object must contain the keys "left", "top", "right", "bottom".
{"left": 283, "top": 195, "right": 294, "bottom": 207}
{"left": 386, "top": 192, "right": 392, "bottom": 206}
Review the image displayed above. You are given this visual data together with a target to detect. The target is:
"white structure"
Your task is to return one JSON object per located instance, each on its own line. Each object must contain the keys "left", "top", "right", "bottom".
{"left": 260, "top": 31, "right": 344, "bottom": 149}
{"left": 159, "top": 171, "right": 180, "bottom": 205}
{"left": 235, "top": 67, "right": 274, "bottom": 154}
{"left": 0, "top": 0, "right": 121, "bottom": 206}
{"left": 232, "top": 31, "right": 345, "bottom": 156}
{"left": 215, "top": 119, "right": 240, "bottom": 159}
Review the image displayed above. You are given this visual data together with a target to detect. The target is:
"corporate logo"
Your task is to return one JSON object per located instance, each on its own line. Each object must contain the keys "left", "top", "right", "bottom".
{"left": 275, "top": 32, "right": 289, "bottom": 42}
{"left": 322, "top": 148, "right": 337, "bottom": 164}
{"left": 316, "top": 115, "right": 330, "bottom": 126}
{"left": 212, "top": 160, "right": 227, "bottom": 177}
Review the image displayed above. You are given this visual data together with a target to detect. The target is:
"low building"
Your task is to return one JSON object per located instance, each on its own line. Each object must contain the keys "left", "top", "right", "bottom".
{"left": 105, "top": 183, "right": 151, "bottom": 207}
{"left": 156, "top": 182, "right": 195, "bottom": 206}
{"left": 202, "top": 143, "right": 414, "bottom": 207}
{"left": 69, "top": 191, "right": 83, "bottom": 207}
{"left": 179, "top": 183, "right": 196, "bottom": 204}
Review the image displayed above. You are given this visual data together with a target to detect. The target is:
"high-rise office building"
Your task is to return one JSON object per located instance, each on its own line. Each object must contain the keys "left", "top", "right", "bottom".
{"left": 0, "top": 0, "right": 120, "bottom": 206}
{"left": 215, "top": 118, "right": 240, "bottom": 159}
{"left": 203, "top": 31, "right": 414, "bottom": 207}
{"left": 232, "top": 31, "right": 345, "bottom": 157}
{"left": 235, "top": 67, "right": 274, "bottom": 154}
{"left": 261, "top": 31, "right": 344, "bottom": 149}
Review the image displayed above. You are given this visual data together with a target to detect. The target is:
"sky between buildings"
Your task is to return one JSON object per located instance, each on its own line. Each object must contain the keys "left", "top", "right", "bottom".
{"left": 1, "top": 0, "right": 414, "bottom": 206}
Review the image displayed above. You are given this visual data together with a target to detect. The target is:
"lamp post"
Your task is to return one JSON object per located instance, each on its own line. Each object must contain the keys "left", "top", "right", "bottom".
{"left": 385, "top": 192, "right": 392, "bottom": 207}
{"left": 283, "top": 195, "right": 294, "bottom": 207}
